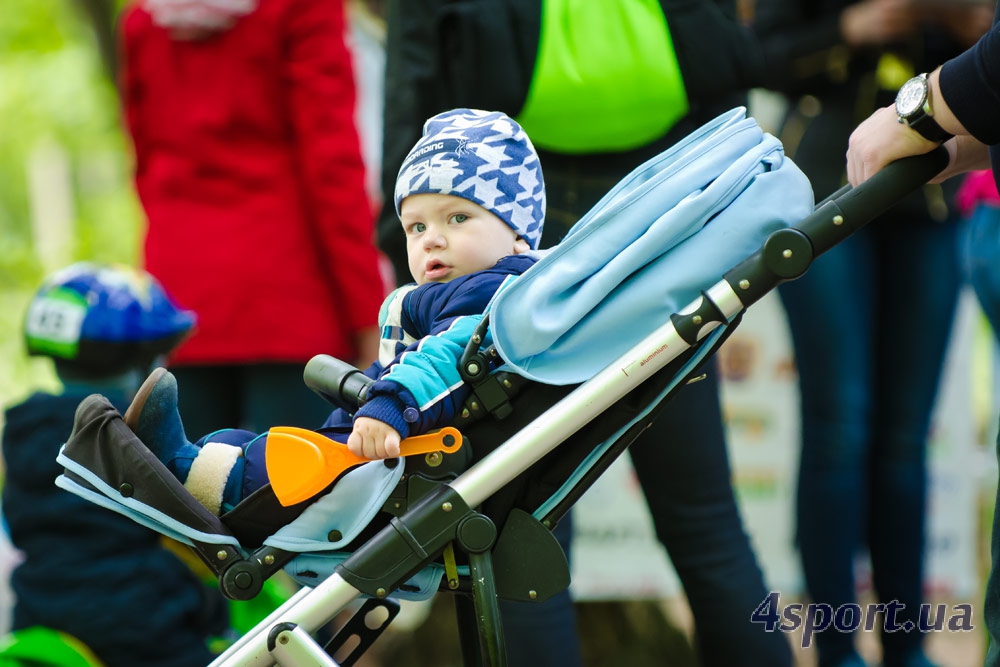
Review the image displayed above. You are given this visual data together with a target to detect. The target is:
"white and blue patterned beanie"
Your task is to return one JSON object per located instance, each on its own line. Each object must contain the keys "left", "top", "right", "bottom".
{"left": 394, "top": 109, "right": 545, "bottom": 250}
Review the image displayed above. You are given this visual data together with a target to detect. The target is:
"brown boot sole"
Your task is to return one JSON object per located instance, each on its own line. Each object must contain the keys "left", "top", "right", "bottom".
{"left": 124, "top": 366, "right": 168, "bottom": 431}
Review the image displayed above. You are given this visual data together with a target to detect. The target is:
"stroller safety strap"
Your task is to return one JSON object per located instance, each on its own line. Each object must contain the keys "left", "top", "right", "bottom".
{"left": 490, "top": 107, "right": 814, "bottom": 385}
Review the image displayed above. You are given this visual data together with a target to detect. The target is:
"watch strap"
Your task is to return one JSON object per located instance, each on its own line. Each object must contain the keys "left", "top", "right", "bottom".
{"left": 906, "top": 113, "right": 954, "bottom": 143}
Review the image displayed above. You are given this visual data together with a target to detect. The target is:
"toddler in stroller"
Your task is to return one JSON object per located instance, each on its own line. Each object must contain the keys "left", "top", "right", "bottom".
{"left": 124, "top": 107, "right": 546, "bottom": 515}
{"left": 55, "top": 106, "right": 948, "bottom": 666}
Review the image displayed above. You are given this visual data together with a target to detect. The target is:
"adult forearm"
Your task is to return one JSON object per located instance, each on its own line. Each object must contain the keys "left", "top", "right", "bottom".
{"left": 938, "top": 20, "right": 1000, "bottom": 147}
{"left": 846, "top": 64, "right": 990, "bottom": 185}
{"left": 924, "top": 68, "right": 971, "bottom": 138}
{"left": 919, "top": 68, "right": 991, "bottom": 181}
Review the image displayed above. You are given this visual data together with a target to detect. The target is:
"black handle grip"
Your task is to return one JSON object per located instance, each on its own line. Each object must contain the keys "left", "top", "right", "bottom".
{"left": 303, "top": 354, "right": 374, "bottom": 411}
{"left": 834, "top": 145, "right": 950, "bottom": 222}
{"left": 796, "top": 146, "right": 951, "bottom": 259}
{"left": 723, "top": 147, "right": 950, "bottom": 308}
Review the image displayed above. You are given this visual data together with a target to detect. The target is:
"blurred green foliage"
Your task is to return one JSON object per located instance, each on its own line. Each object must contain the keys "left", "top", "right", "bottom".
{"left": 0, "top": 0, "right": 141, "bottom": 412}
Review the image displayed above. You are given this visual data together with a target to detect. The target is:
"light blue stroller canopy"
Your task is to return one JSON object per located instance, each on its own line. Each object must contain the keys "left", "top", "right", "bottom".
{"left": 56, "top": 106, "right": 813, "bottom": 604}
{"left": 491, "top": 106, "right": 813, "bottom": 385}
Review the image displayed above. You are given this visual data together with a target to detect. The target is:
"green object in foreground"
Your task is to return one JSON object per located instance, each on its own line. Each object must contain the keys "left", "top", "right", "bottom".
{"left": 208, "top": 576, "right": 298, "bottom": 655}
{"left": 228, "top": 576, "right": 296, "bottom": 636}
{"left": 0, "top": 627, "right": 105, "bottom": 667}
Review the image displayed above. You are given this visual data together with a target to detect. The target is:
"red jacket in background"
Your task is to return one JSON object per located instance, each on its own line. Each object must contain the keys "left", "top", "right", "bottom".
{"left": 120, "top": 0, "right": 383, "bottom": 365}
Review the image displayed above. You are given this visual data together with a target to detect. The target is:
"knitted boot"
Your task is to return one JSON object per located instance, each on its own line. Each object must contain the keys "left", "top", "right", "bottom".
{"left": 124, "top": 367, "right": 191, "bottom": 465}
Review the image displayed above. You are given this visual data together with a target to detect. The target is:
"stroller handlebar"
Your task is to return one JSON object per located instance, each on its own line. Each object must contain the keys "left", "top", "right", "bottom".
{"left": 824, "top": 145, "right": 951, "bottom": 220}
{"left": 808, "top": 145, "right": 950, "bottom": 257}
{"left": 721, "top": 146, "right": 950, "bottom": 308}
{"left": 303, "top": 354, "right": 374, "bottom": 411}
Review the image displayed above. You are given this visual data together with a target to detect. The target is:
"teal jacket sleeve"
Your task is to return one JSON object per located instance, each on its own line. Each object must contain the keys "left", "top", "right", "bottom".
{"left": 353, "top": 256, "right": 533, "bottom": 437}
{"left": 354, "top": 314, "right": 488, "bottom": 438}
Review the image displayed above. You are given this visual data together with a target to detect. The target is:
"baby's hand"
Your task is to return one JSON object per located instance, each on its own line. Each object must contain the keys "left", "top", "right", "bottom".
{"left": 348, "top": 417, "right": 402, "bottom": 459}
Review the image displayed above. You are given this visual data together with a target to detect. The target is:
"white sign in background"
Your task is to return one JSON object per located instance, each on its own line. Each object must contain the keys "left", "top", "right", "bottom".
{"left": 570, "top": 289, "right": 989, "bottom": 602}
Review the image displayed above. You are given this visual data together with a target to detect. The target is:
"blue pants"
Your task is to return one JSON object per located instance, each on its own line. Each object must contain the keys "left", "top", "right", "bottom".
{"left": 959, "top": 204, "right": 1000, "bottom": 667}
{"left": 960, "top": 204, "right": 1000, "bottom": 333}
{"left": 630, "top": 367, "right": 792, "bottom": 665}
{"left": 778, "top": 211, "right": 959, "bottom": 666}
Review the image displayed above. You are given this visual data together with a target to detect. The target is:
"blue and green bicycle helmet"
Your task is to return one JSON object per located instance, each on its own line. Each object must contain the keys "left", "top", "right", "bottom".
{"left": 24, "top": 262, "right": 196, "bottom": 373}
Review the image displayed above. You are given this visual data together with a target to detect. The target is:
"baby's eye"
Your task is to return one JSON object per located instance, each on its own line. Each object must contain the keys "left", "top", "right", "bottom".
{"left": 449, "top": 213, "right": 469, "bottom": 224}
{"left": 406, "top": 222, "right": 426, "bottom": 234}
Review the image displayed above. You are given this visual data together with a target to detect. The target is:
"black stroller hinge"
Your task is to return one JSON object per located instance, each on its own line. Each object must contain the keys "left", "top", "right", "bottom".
{"left": 458, "top": 312, "right": 523, "bottom": 421}
{"left": 762, "top": 227, "right": 814, "bottom": 279}
{"left": 724, "top": 226, "right": 817, "bottom": 307}
{"left": 670, "top": 292, "right": 728, "bottom": 345}
{"left": 219, "top": 545, "right": 297, "bottom": 601}
{"left": 457, "top": 368, "right": 525, "bottom": 423}
{"left": 456, "top": 513, "right": 497, "bottom": 554}
{"left": 336, "top": 484, "right": 474, "bottom": 599}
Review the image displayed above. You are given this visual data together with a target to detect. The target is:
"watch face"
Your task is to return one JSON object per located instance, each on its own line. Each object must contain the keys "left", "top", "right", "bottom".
{"left": 896, "top": 78, "right": 926, "bottom": 117}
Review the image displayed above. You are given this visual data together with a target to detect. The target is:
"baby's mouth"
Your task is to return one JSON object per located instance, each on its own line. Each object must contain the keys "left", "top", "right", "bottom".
{"left": 425, "top": 260, "right": 450, "bottom": 280}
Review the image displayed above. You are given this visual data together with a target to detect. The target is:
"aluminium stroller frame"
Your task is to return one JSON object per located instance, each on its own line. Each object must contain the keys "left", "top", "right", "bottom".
{"left": 208, "top": 149, "right": 949, "bottom": 667}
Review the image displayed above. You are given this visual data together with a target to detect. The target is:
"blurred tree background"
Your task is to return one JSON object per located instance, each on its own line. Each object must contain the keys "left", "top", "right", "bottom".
{"left": 0, "top": 0, "right": 139, "bottom": 419}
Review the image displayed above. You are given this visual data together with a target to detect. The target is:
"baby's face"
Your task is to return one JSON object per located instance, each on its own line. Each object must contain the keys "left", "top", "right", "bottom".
{"left": 400, "top": 194, "right": 529, "bottom": 285}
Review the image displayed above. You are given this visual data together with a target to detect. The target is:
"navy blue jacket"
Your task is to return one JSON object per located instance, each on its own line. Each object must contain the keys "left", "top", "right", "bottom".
{"left": 941, "top": 4, "right": 1000, "bottom": 191}
{"left": 2, "top": 390, "right": 227, "bottom": 667}
{"left": 323, "top": 254, "right": 536, "bottom": 437}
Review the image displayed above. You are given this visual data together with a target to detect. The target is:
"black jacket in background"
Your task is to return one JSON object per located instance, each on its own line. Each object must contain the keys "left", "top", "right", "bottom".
{"left": 752, "top": 0, "right": 973, "bottom": 200}
{"left": 378, "top": 0, "right": 766, "bottom": 284}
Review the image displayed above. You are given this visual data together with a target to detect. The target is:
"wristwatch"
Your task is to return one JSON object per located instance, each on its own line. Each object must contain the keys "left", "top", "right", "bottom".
{"left": 895, "top": 73, "right": 954, "bottom": 143}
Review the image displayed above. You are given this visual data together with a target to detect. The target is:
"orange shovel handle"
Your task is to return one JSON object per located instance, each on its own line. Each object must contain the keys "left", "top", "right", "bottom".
{"left": 398, "top": 426, "right": 463, "bottom": 457}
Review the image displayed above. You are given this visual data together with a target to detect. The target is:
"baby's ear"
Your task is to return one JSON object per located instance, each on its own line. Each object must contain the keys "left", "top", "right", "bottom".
{"left": 513, "top": 237, "right": 531, "bottom": 254}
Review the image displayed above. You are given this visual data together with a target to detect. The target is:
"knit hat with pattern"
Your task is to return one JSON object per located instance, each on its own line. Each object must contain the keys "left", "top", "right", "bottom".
{"left": 394, "top": 109, "right": 545, "bottom": 250}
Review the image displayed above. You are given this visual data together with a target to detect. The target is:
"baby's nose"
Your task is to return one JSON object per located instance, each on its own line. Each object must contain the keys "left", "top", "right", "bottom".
{"left": 423, "top": 230, "right": 446, "bottom": 248}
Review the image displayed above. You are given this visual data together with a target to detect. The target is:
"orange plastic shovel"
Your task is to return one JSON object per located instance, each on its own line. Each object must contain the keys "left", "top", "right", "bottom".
{"left": 265, "top": 426, "right": 463, "bottom": 507}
